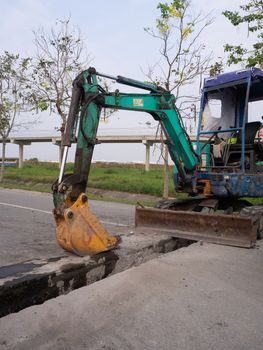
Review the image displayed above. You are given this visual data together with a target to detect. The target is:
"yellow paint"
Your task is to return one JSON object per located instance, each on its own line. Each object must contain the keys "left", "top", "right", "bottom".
{"left": 55, "top": 193, "right": 119, "bottom": 256}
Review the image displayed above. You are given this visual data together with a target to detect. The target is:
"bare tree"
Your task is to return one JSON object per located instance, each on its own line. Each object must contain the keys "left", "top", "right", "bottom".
{"left": 145, "top": 0, "right": 214, "bottom": 116}
{"left": 28, "top": 19, "right": 90, "bottom": 159}
{"left": 98, "top": 77, "right": 117, "bottom": 123}
{"left": 0, "top": 52, "right": 31, "bottom": 181}
{"left": 145, "top": 0, "right": 214, "bottom": 197}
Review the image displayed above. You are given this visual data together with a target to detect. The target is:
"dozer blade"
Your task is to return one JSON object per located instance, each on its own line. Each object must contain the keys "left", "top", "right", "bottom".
{"left": 54, "top": 193, "right": 119, "bottom": 256}
{"left": 135, "top": 207, "right": 257, "bottom": 248}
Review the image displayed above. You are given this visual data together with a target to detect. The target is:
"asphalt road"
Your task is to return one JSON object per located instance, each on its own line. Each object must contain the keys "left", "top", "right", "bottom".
{"left": 0, "top": 188, "right": 135, "bottom": 266}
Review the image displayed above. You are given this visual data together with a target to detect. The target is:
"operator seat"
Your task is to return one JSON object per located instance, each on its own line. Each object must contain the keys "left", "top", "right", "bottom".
{"left": 225, "top": 121, "right": 262, "bottom": 171}
{"left": 235, "top": 121, "right": 262, "bottom": 146}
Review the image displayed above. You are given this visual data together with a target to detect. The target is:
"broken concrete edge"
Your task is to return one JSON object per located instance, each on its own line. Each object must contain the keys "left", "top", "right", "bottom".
{"left": 0, "top": 233, "right": 193, "bottom": 318}
{"left": 0, "top": 252, "right": 117, "bottom": 318}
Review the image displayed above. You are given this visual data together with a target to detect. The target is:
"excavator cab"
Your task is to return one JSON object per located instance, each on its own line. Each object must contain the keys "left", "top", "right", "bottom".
{"left": 193, "top": 68, "right": 263, "bottom": 197}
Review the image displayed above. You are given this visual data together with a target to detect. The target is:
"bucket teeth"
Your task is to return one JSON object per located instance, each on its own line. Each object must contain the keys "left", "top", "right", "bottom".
{"left": 54, "top": 193, "right": 120, "bottom": 256}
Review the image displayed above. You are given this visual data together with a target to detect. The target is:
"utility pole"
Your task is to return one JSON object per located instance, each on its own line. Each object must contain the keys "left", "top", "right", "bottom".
{"left": 163, "top": 144, "right": 169, "bottom": 199}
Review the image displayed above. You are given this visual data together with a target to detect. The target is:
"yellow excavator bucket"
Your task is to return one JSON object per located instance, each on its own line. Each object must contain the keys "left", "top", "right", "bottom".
{"left": 54, "top": 193, "right": 119, "bottom": 256}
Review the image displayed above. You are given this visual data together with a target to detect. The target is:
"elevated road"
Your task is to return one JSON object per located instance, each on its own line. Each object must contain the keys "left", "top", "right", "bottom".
{"left": 1, "top": 134, "right": 167, "bottom": 169}
{"left": 2, "top": 134, "right": 165, "bottom": 144}
{"left": 0, "top": 134, "right": 199, "bottom": 169}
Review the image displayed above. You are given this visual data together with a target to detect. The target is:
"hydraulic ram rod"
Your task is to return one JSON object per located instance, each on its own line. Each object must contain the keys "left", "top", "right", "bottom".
{"left": 58, "top": 146, "right": 69, "bottom": 184}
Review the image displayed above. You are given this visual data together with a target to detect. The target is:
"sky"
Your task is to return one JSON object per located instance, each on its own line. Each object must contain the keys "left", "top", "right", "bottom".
{"left": 0, "top": 0, "right": 259, "bottom": 164}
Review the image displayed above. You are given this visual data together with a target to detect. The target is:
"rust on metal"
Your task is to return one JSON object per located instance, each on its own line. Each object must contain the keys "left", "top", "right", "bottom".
{"left": 135, "top": 207, "right": 257, "bottom": 248}
{"left": 197, "top": 179, "right": 212, "bottom": 196}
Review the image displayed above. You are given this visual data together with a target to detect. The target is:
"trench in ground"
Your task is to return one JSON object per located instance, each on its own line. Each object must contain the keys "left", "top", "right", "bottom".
{"left": 0, "top": 234, "right": 194, "bottom": 318}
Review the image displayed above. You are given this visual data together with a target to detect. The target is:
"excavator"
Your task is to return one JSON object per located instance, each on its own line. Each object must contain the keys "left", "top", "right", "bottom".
{"left": 52, "top": 67, "right": 263, "bottom": 256}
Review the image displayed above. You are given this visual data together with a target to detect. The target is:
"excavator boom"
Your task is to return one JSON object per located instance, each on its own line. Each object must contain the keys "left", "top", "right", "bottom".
{"left": 52, "top": 67, "right": 262, "bottom": 255}
{"left": 52, "top": 67, "right": 200, "bottom": 255}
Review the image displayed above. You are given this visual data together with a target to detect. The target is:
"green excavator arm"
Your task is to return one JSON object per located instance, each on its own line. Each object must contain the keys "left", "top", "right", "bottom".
{"left": 52, "top": 67, "right": 259, "bottom": 255}
{"left": 52, "top": 67, "right": 199, "bottom": 256}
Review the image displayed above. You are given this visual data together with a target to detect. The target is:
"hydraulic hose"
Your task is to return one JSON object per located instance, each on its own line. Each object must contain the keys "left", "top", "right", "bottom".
{"left": 63, "top": 75, "right": 83, "bottom": 147}
{"left": 80, "top": 93, "right": 101, "bottom": 143}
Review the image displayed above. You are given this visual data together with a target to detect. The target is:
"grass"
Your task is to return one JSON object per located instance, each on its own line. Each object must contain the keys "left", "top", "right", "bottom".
{"left": 1, "top": 161, "right": 175, "bottom": 199}
{"left": 89, "top": 166, "right": 175, "bottom": 197}
{"left": 244, "top": 197, "right": 263, "bottom": 205}
{"left": 1, "top": 161, "right": 262, "bottom": 206}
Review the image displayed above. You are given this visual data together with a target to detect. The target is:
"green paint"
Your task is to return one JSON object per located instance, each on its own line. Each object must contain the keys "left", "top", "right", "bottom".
{"left": 62, "top": 68, "right": 199, "bottom": 198}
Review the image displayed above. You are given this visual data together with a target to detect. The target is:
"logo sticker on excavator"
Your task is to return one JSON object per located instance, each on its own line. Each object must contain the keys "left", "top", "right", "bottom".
{"left": 133, "top": 99, "right": 143, "bottom": 107}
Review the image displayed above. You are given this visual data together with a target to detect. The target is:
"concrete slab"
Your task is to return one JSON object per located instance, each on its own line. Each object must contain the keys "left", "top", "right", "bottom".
{"left": 0, "top": 230, "right": 188, "bottom": 317}
{"left": 1, "top": 241, "right": 262, "bottom": 350}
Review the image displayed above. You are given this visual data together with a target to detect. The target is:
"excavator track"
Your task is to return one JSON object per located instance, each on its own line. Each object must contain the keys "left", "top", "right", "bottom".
{"left": 240, "top": 206, "right": 263, "bottom": 239}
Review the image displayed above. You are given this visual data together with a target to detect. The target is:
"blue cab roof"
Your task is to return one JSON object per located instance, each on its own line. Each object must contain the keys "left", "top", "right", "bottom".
{"left": 204, "top": 68, "right": 263, "bottom": 89}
